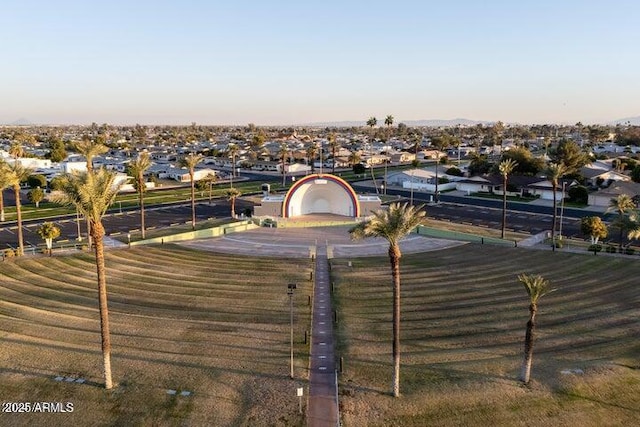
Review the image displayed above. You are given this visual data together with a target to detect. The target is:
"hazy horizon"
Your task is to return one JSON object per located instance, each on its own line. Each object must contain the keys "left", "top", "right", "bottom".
{"left": 2, "top": 1, "right": 639, "bottom": 126}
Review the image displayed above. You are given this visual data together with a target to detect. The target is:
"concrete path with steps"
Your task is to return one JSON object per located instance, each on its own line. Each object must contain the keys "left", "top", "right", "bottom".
{"left": 307, "top": 245, "right": 339, "bottom": 426}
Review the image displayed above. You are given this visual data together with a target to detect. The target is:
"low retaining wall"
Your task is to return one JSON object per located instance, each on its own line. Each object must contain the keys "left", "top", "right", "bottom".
{"left": 415, "top": 225, "right": 517, "bottom": 246}
{"left": 130, "top": 220, "right": 258, "bottom": 246}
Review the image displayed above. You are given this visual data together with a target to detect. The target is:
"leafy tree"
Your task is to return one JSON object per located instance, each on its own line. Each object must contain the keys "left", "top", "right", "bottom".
{"left": 607, "top": 194, "right": 636, "bottom": 249}
{"left": 48, "top": 176, "right": 66, "bottom": 191}
{"left": 499, "top": 159, "right": 518, "bottom": 239}
{"left": 567, "top": 185, "right": 588, "bottom": 204}
{"left": 552, "top": 140, "right": 591, "bottom": 176}
{"left": 468, "top": 153, "right": 492, "bottom": 175}
{"left": 353, "top": 162, "right": 366, "bottom": 175}
{"left": 27, "top": 174, "right": 47, "bottom": 189}
{"left": 631, "top": 165, "right": 640, "bottom": 183}
{"left": 127, "top": 152, "right": 152, "bottom": 239}
{"left": 350, "top": 203, "right": 427, "bottom": 397}
{"left": 445, "top": 166, "right": 463, "bottom": 176}
{"left": 27, "top": 187, "right": 45, "bottom": 207}
{"left": 50, "top": 168, "right": 120, "bottom": 389}
{"left": 517, "top": 274, "right": 554, "bottom": 384}
{"left": 546, "top": 163, "right": 567, "bottom": 250}
{"left": 37, "top": 221, "right": 61, "bottom": 256}
{"left": 179, "top": 153, "right": 203, "bottom": 230}
{"left": 226, "top": 187, "right": 241, "bottom": 218}
{"left": 580, "top": 216, "right": 608, "bottom": 245}
{"left": 502, "top": 147, "right": 545, "bottom": 176}
{"left": 47, "top": 138, "right": 67, "bottom": 162}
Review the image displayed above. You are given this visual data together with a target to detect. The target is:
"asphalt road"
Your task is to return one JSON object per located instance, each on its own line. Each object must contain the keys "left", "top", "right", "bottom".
{"left": 0, "top": 198, "right": 255, "bottom": 252}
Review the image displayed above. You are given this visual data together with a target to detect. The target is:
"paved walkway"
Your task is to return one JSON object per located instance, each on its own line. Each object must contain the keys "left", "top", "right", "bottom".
{"left": 307, "top": 245, "right": 339, "bottom": 426}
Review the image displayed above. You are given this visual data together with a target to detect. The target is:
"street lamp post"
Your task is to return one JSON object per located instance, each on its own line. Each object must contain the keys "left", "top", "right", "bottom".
{"left": 288, "top": 283, "right": 297, "bottom": 379}
{"left": 559, "top": 181, "right": 566, "bottom": 240}
{"left": 76, "top": 208, "right": 82, "bottom": 242}
{"left": 127, "top": 233, "right": 131, "bottom": 248}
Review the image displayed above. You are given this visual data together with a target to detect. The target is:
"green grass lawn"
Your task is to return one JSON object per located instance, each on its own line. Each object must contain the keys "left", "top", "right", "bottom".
{"left": 0, "top": 246, "right": 313, "bottom": 426}
{"left": 331, "top": 245, "right": 640, "bottom": 426}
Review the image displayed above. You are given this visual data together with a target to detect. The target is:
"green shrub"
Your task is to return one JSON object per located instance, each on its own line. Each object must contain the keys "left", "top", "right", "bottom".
{"left": 606, "top": 245, "right": 617, "bottom": 253}
{"left": 624, "top": 248, "right": 635, "bottom": 255}
{"left": 588, "top": 244, "right": 603, "bottom": 253}
{"left": 3, "top": 248, "right": 15, "bottom": 258}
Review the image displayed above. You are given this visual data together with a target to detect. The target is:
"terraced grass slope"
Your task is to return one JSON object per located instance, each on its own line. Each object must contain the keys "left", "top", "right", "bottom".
{"left": 332, "top": 244, "right": 640, "bottom": 426}
{"left": 0, "top": 245, "right": 312, "bottom": 426}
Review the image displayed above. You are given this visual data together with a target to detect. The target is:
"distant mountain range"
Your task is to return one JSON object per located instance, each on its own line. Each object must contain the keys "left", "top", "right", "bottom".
{"left": 3, "top": 116, "right": 639, "bottom": 127}
{"left": 7, "top": 117, "right": 33, "bottom": 126}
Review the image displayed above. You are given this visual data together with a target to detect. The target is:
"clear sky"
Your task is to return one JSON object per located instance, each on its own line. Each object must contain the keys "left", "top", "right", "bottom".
{"left": 1, "top": 0, "right": 638, "bottom": 126}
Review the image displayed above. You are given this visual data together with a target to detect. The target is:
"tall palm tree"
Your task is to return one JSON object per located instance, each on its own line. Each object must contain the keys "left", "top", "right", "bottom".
{"left": 74, "top": 138, "right": 108, "bottom": 172}
{"left": 499, "top": 159, "right": 518, "bottom": 239}
{"left": 7, "top": 162, "right": 32, "bottom": 255}
{"left": 73, "top": 138, "right": 108, "bottom": 247}
{"left": 204, "top": 172, "right": 217, "bottom": 204}
{"left": 180, "top": 153, "right": 203, "bottom": 230}
{"left": 348, "top": 151, "right": 361, "bottom": 168}
{"left": 517, "top": 273, "right": 554, "bottom": 384}
{"left": 226, "top": 187, "right": 241, "bottom": 218}
{"left": 279, "top": 142, "right": 289, "bottom": 186}
{"left": 366, "top": 117, "right": 379, "bottom": 194}
{"left": 9, "top": 141, "right": 25, "bottom": 159}
{"left": 384, "top": 115, "right": 394, "bottom": 195}
{"left": 607, "top": 194, "right": 637, "bottom": 250}
{"left": 127, "top": 152, "right": 152, "bottom": 239}
{"left": 0, "top": 162, "right": 13, "bottom": 222}
{"left": 227, "top": 143, "right": 239, "bottom": 178}
{"left": 545, "top": 163, "right": 567, "bottom": 251}
{"left": 350, "top": 202, "right": 427, "bottom": 397}
{"left": 50, "top": 168, "right": 120, "bottom": 389}
{"left": 328, "top": 132, "right": 339, "bottom": 174}
{"left": 306, "top": 143, "right": 318, "bottom": 173}
{"left": 430, "top": 137, "right": 449, "bottom": 203}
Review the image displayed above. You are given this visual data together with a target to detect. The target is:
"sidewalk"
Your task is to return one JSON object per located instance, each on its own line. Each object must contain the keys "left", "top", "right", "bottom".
{"left": 307, "top": 245, "right": 339, "bottom": 427}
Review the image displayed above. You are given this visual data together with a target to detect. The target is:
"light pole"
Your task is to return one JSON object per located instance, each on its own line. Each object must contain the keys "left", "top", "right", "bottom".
{"left": 288, "top": 283, "right": 297, "bottom": 379}
{"left": 76, "top": 208, "right": 82, "bottom": 242}
{"left": 127, "top": 233, "right": 131, "bottom": 248}
{"left": 559, "top": 181, "right": 566, "bottom": 240}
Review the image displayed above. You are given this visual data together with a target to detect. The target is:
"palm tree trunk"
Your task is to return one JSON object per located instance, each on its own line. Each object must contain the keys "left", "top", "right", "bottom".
{"left": 14, "top": 185, "right": 24, "bottom": 256}
{"left": 434, "top": 157, "right": 439, "bottom": 203}
{"left": 332, "top": 146, "right": 336, "bottom": 174}
{"left": 370, "top": 145, "right": 378, "bottom": 195}
{"left": 0, "top": 190, "right": 4, "bottom": 222}
{"left": 501, "top": 175, "right": 507, "bottom": 239}
{"left": 551, "top": 184, "right": 557, "bottom": 252}
{"left": 91, "top": 221, "right": 113, "bottom": 389}
{"left": 139, "top": 187, "right": 146, "bottom": 239}
{"left": 190, "top": 172, "right": 196, "bottom": 230}
{"left": 619, "top": 225, "right": 624, "bottom": 251}
{"left": 520, "top": 304, "right": 537, "bottom": 384}
{"left": 231, "top": 198, "right": 236, "bottom": 218}
{"left": 389, "top": 244, "right": 402, "bottom": 397}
